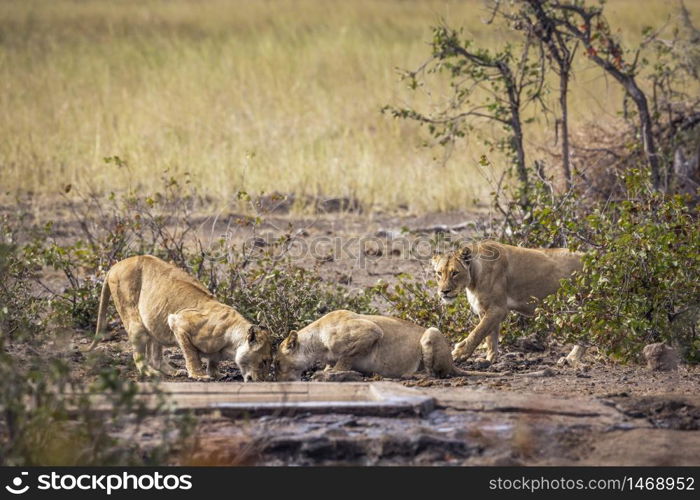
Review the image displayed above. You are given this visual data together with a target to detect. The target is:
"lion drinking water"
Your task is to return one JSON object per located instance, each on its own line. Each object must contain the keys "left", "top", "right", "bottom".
{"left": 274, "top": 309, "right": 489, "bottom": 381}
{"left": 86, "top": 255, "right": 272, "bottom": 381}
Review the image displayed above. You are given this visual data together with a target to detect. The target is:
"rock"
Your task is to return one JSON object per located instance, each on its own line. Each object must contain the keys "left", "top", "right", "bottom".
{"left": 484, "top": 455, "right": 523, "bottom": 466}
{"left": 557, "top": 345, "right": 588, "bottom": 367}
{"left": 316, "top": 197, "right": 362, "bottom": 213}
{"left": 362, "top": 242, "right": 383, "bottom": 257}
{"left": 642, "top": 343, "right": 679, "bottom": 371}
{"left": 374, "top": 228, "right": 402, "bottom": 239}
{"left": 470, "top": 359, "right": 491, "bottom": 370}
{"left": 251, "top": 236, "right": 268, "bottom": 247}
{"left": 514, "top": 336, "right": 545, "bottom": 352}
{"left": 254, "top": 192, "right": 294, "bottom": 214}
{"left": 490, "top": 361, "right": 513, "bottom": 372}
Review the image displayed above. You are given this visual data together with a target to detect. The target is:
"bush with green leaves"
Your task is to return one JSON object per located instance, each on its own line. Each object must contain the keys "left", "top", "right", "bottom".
{"left": 0, "top": 235, "right": 192, "bottom": 465}
{"left": 369, "top": 164, "right": 699, "bottom": 362}
{"left": 371, "top": 274, "right": 476, "bottom": 342}
{"left": 5, "top": 164, "right": 380, "bottom": 349}
{"left": 372, "top": 271, "right": 544, "bottom": 350}
{"left": 380, "top": 1, "right": 700, "bottom": 364}
{"left": 536, "top": 171, "right": 699, "bottom": 362}
{"left": 214, "top": 250, "right": 377, "bottom": 343}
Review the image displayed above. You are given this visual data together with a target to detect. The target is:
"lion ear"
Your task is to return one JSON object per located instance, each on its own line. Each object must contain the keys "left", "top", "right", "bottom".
{"left": 459, "top": 245, "right": 472, "bottom": 264}
{"left": 247, "top": 325, "right": 261, "bottom": 344}
{"left": 284, "top": 330, "right": 299, "bottom": 351}
{"left": 430, "top": 254, "right": 441, "bottom": 271}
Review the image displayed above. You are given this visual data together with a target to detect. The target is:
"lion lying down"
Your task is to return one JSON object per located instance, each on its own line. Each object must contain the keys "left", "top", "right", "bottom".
{"left": 274, "top": 310, "right": 492, "bottom": 381}
{"left": 86, "top": 255, "right": 272, "bottom": 381}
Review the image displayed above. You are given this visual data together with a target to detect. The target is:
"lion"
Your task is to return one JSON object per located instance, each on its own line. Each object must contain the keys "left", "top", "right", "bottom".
{"left": 274, "top": 309, "right": 492, "bottom": 381}
{"left": 431, "top": 240, "right": 586, "bottom": 365}
{"left": 86, "top": 255, "right": 272, "bottom": 381}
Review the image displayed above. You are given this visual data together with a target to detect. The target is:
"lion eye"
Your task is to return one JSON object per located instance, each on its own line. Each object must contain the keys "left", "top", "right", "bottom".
{"left": 451, "top": 271, "right": 459, "bottom": 277}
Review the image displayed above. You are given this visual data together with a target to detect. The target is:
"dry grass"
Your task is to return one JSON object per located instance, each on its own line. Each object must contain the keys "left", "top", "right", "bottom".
{"left": 0, "top": 0, "right": 697, "bottom": 211}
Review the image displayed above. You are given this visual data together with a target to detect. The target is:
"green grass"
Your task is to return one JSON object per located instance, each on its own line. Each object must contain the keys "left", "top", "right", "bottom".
{"left": 0, "top": 0, "right": 697, "bottom": 211}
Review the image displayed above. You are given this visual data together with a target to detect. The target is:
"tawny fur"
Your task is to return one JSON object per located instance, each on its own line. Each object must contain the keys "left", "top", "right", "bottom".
{"left": 432, "top": 241, "right": 583, "bottom": 363}
{"left": 274, "top": 310, "right": 490, "bottom": 380}
{"left": 87, "top": 255, "right": 271, "bottom": 381}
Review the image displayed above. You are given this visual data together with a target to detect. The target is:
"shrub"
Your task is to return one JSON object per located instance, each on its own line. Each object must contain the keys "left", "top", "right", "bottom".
{"left": 537, "top": 171, "right": 700, "bottom": 362}
{"left": 371, "top": 274, "right": 476, "bottom": 343}
{"left": 216, "top": 249, "right": 377, "bottom": 343}
{"left": 0, "top": 236, "right": 192, "bottom": 465}
{"left": 372, "top": 166, "right": 699, "bottom": 363}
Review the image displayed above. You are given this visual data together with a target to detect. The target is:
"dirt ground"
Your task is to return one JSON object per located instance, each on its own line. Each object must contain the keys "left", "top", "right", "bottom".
{"left": 174, "top": 389, "right": 700, "bottom": 466}
{"left": 93, "top": 329, "right": 700, "bottom": 466}
{"left": 6, "top": 201, "right": 700, "bottom": 465}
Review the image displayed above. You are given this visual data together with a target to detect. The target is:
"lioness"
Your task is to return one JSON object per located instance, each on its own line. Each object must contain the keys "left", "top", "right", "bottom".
{"left": 87, "top": 255, "right": 272, "bottom": 381}
{"left": 432, "top": 241, "right": 585, "bottom": 364}
{"left": 274, "top": 310, "right": 481, "bottom": 381}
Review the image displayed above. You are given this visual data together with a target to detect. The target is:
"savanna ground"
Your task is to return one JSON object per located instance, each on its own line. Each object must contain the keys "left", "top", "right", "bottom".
{"left": 1, "top": 0, "right": 699, "bottom": 466}
{"left": 4, "top": 199, "right": 699, "bottom": 466}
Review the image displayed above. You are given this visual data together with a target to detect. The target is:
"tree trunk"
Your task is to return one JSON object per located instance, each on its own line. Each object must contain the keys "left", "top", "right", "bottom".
{"left": 525, "top": 0, "right": 573, "bottom": 189}
{"left": 559, "top": 72, "right": 572, "bottom": 190}
{"left": 511, "top": 107, "right": 528, "bottom": 188}
{"left": 577, "top": 50, "right": 662, "bottom": 190}
{"left": 554, "top": 6, "right": 664, "bottom": 191}
{"left": 619, "top": 75, "right": 663, "bottom": 190}
{"left": 635, "top": 92, "right": 663, "bottom": 191}
{"left": 499, "top": 61, "right": 530, "bottom": 207}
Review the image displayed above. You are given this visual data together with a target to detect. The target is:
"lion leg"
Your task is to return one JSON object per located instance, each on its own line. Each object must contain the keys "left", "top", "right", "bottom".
{"left": 148, "top": 341, "right": 177, "bottom": 376}
{"left": 452, "top": 307, "right": 507, "bottom": 362}
{"left": 127, "top": 322, "right": 160, "bottom": 378}
{"left": 171, "top": 325, "right": 210, "bottom": 381}
{"left": 485, "top": 328, "right": 500, "bottom": 363}
{"left": 206, "top": 358, "right": 220, "bottom": 379}
{"left": 420, "top": 327, "right": 453, "bottom": 378}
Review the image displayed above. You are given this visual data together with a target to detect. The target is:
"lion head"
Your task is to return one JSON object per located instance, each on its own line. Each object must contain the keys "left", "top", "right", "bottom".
{"left": 431, "top": 246, "right": 473, "bottom": 304}
{"left": 234, "top": 325, "right": 273, "bottom": 382}
{"left": 274, "top": 330, "right": 306, "bottom": 381}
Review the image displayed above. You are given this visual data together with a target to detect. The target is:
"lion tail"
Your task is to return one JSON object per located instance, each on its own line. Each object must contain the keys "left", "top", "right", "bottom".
{"left": 85, "top": 273, "right": 112, "bottom": 352}
{"left": 451, "top": 365, "right": 502, "bottom": 377}
{"left": 450, "top": 357, "right": 503, "bottom": 377}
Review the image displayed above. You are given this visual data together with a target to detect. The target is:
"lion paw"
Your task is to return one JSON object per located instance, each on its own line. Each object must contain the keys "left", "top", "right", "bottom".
{"left": 138, "top": 366, "right": 162, "bottom": 378}
{"left": 451, "top": 350, "right": 467, "bottom": 362}
{"left": 172, "top": 369, "right": 211, "bottom": 381}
